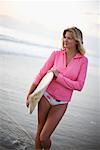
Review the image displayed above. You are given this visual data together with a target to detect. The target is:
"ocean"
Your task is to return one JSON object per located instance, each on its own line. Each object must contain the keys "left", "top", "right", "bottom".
{"left": 0, "top": 26, "right": 99, "bottom": 67}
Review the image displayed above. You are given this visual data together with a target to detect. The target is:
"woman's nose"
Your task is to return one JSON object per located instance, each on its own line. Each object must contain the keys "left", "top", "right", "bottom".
{"left": 64, "top": 38, "right": 67, "bottom": 42}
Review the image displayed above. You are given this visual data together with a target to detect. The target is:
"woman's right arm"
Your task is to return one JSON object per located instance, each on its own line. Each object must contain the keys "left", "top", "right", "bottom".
{"left": 33, "top": 51, "right": 56, "bottom": 85}
{"left": 26, "top": 83, "right": 37, "bottom": 107}
{"left": 26, "top": 50, "right": 56, "bottom": 107}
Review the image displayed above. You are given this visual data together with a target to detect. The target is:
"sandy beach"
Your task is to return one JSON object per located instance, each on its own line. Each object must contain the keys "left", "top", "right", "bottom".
{"left": 0, "top": 53, "right": 99, "bottom": 150}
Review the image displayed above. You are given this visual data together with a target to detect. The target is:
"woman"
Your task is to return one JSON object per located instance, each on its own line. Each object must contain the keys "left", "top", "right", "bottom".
{"left": 26, "top": 26, "right": 88, "bottom": 150}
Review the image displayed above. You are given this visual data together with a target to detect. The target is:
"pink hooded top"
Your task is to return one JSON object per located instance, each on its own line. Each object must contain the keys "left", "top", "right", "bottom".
{"left": 33, "top": 49, "right": 88, "bottom": 102}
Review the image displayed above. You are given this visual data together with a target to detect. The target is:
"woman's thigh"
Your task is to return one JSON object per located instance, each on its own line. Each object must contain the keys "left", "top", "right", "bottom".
{"left": 40, "top": 103, "right": 68, "bottom": 140}
{"left": 37, "top": 96, "right": 51, "bottom": 130}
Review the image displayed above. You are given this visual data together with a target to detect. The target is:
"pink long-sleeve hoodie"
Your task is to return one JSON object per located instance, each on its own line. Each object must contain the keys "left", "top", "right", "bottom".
{"left": 33, "top": 49, "right": 88, "bottom": 102}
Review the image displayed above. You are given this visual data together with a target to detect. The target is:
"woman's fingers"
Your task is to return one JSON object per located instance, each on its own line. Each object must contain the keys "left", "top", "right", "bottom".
{"left": 53, "top": 70, "right": 59, "bottom": 77}
{"left": 48, "top": 69, "right": 59, "bottom": 77}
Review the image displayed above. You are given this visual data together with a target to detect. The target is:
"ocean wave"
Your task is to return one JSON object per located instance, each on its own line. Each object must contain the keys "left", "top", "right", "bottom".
{"left": 0, "top": 34, "right": 58, "bottom": 49}
{"left": 0, "top": 34, "right": 99, "bottom": 67}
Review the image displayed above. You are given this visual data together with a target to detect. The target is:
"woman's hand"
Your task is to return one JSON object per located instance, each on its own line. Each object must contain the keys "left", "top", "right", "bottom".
{"left": 50, "top": 69, "right": 59, "bottom": 77}
{"left": 26, "top": 94, "right": 30, "bottom": 108}
{"left": 26, "top": 83, "right": 37, "bottom": 107}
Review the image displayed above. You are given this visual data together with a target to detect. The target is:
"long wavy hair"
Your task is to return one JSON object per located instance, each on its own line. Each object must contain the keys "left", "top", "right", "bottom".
{"left": 62, "top": 27, "right": 85, "bottom": 55}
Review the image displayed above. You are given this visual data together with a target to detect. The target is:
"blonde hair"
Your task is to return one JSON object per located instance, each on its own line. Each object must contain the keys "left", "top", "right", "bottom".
{"left": 62, "top": 27, "right": 85, "bottom": 55}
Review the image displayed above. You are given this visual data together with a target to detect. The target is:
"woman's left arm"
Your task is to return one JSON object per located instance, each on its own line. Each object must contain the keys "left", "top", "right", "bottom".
{"left": 56, "top": 58, "right": 88, "bottom": 91}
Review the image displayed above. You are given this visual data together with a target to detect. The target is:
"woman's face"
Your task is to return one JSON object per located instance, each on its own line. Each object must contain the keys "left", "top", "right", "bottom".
{"left": 63, "top": 31, "right": 76, "bottom": 50}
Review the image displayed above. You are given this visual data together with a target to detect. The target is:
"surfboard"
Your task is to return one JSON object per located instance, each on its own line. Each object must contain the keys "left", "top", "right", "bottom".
{"left": 28, "top": 71, "right": 54, "bottom": 114}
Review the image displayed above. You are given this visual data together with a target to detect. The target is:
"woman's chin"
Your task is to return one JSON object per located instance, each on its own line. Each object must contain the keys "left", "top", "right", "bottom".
{"left": 64, "top": 45, "right": 68, "bottom": 48}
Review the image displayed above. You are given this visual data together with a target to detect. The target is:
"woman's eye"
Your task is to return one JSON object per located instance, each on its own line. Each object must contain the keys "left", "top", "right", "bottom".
{"left": 64, "top": 37, "right": 72, "bottom": 40}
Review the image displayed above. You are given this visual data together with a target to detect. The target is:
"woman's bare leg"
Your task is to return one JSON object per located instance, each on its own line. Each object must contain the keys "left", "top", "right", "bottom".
{"left": 35, "top": 96, "right": 51, "bottom": 150}
{"left": 40, "top": 103, "right": 68, "bottom": 150}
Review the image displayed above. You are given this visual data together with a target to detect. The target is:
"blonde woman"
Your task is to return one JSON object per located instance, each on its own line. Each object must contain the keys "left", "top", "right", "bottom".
{"left": 26, "top": 27, "right": 88, "bottom": 150}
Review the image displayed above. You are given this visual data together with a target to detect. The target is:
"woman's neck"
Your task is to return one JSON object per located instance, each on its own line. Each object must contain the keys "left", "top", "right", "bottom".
{"left": 65, "top": 48, "right": 78, "bottom": 57}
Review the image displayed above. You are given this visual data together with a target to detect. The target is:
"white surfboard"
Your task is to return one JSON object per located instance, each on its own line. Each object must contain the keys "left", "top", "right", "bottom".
{"left": 28, "top": 71, "right": 54, "bottom": 114}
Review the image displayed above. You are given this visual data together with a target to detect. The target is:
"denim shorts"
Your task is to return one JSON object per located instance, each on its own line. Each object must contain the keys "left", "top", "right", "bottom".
{"left": 44, "top": 91, "right": 68, "bottom": 106}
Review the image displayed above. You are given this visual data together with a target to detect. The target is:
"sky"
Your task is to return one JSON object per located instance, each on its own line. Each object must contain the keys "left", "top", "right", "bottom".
{"left": 0, "top": 0, "right": 99, "bottom": 38}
